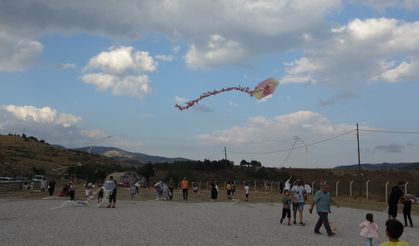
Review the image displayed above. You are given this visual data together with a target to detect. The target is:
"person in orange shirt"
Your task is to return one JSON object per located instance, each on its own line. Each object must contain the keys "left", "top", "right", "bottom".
{"left": 181, "top": 177, "right": 189, "bottom": 200}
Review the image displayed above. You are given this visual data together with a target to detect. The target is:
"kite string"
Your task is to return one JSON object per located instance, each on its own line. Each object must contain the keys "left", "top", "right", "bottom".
{"left": 175, "top": 86, "right": 254, "bottom": 111}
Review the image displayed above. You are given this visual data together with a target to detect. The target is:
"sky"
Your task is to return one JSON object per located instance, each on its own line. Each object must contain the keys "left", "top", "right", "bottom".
{"left": 1, "top": 0, "right": 419, "bottom": 168}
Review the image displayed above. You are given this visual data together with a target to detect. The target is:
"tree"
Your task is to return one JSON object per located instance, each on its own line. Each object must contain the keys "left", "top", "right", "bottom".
{"left": 138, "top": 163, "right": 154, "bottom": 185}
{"left": 250, "top": 160, "right": 262, "bottom": 168}
{"left": 240, "top": 160, "right": 249, "bottom": 167}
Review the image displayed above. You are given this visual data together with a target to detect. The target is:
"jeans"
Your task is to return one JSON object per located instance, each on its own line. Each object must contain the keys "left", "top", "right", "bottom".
{"left": 366, "top": 238, "right": 373, "bottom": 246}
{"left": 314, "top": 212, "right": 332, "bottom": 234}
{"left": 182, "top": 189, "right": 188, "bottom": 200}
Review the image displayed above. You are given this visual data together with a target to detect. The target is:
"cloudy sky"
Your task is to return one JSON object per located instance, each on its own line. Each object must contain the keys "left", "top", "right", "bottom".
{"left": 1, "top": 0, "right": 419, "bottom": 168}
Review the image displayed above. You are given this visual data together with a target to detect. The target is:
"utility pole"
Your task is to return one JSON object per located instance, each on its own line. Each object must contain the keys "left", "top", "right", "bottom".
{"left": 356, "top": 123, "right": 362, "bottom": 196}
{"left": 224, "top": 146, "right": 227, "bottom": 160}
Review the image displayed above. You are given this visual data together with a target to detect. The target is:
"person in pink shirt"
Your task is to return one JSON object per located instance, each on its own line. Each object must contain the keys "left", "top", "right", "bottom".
{"left": 360, "top": 213, "right": 379, "bottom": 246}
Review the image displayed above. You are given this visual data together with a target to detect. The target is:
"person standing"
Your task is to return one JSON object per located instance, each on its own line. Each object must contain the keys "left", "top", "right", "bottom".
{"left": 226, "top": 181, "right": 232, "bottom": 200}
{"left": 181, "top": 177, "right": 189, "bottom": 201}
{"left": 280, "top": 190, "right": 292, "bottom": 225}
{"left": 388, "top": 181, "right": 405, "bottom": 220}
{"left": 402, "top": 195, "right": 413, "bottom": 227}
{"left": 130, "top": 183, "right": 136, "bottom": 200}
{"left": 48, "top": 179, "right": 56, "bottom": 197}
{"left": 168, "top": 178, "right": 174, "bottom": 200}
{"left": 211, "top": 181, "right": 218, "bottom": 202}
{"left": 291, "top": 179, "right": 306, "bottom": 225}
{"left": 244, "top": 182, "right": 250, "bottom": 202}
{"left": 68, "top": 181, "right": 75, "bottom": 201}
{"left": 105, "top": 176, "right": 117, "bottom": 208}
{"left": 309, "top": 184, "right": 339, "bottom": 236}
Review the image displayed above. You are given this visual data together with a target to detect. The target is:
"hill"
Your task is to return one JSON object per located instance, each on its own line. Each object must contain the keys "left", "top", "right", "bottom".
{"left": 335, "top": 162, "right": 419, "bottom": 171}
{"left": 0, "top": 135, "right": 123, "bottom": 177}
{"left": 73, "top": 146, "right": 191, "bottom": 164}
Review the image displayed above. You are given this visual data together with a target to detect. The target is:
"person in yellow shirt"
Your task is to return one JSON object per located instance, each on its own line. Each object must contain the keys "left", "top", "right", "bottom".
{"left": 380, "top": 219, "right": 410, "bottom": 246}
{"left": 181, "top": 177, "right": 189, "bottom": 200}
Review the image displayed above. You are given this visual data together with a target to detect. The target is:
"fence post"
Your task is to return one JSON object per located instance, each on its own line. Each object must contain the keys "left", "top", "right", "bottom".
{"left": 270, "top": 181, "right": 273, "bottom": 192}
{"left": 385, "top": 181, "right": 390, "bottom": 201}
{"left": 366, "top": 180, "right": 370, "bottom": 199}
{"left": 336, "top": 180, "right": 340, "bottom": 198}
{"left": 405, "top": 182, "right": 409, "bottom": 194}
{"left": 254, "top": 180, "right": 257, "bottom": 191}
{"left": 311, "top": 181, "right": 315, "bottom": 195}
{"left": 349, "top": 180, "right": 354, "bottom": 198}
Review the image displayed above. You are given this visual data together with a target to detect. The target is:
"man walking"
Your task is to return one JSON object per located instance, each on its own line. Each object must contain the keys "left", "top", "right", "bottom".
{"left": 309, "top": 184, "right": 339, "bottom": 236}
{"left": 181, "top": 177, "right": 189, "bottom": 200}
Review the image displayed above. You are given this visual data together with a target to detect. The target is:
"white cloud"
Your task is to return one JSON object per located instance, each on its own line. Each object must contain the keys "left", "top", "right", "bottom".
{"left": 0, "top": 0, "right": 340, "bottom": 68}
{"left": 374, "top": 59, "right": 419, "bottom": 83}
{"left": 82, "top": 46, "right": 155, "bottom": 98}
{"left": 185, "top": 34, "right": 247, "bottom": 68}
{"left": 85, "top": 46, "right": 157, "bottom": 74}
{"left": 175, "top": 96, "right": 187, "bottom": 104}
{"left": 281, "top": 57, "right": 321, "bottom": 84}
{"left": 82, "top": 73, "right": 116, "bottom": 91}
{"left": 1, "top": 105, "right": 81, "bottom": 127}
{"left": 0, "top": 31, "right": 43, "bottom": 72}
{"left": 353, "top": 0, "right": 419, "bottom": 10}
{"left": 0, "top": 104, "right": 143, "bottom": 152}
{"left": 155, "top": 54, "right": 174, "bottom": 62}
{"left": 197, "top": 110, "right": 355, "bottom": 145}
{"left": 112, "top": 75, "right": 151, "bottom": 98}
{"left": 281, "top": 18, "right": 419, "bottom": 87}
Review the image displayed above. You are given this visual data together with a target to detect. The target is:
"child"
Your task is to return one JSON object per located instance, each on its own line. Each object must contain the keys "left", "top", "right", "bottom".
{"left": 97, "top": 187, "right": 104, "bottom": 204}
{"left": 130, "top": 184, "right": 136, "bottom": 200}
{"left": 280, "top": 190, "right": 292, "bottom": 225}
{"left": 380, "top": 219, "right": 410, "bottom": 246}
{"left": 360, "top": 213, "right": 379, "bottom": 246}
{"left": 402, "top": 195, "right": 413, "bottom": 227}
{"left": 244, "top": 182, "right": 249, "bottom": 202}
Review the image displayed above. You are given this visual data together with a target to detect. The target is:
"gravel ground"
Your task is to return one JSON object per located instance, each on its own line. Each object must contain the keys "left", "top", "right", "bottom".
{"left": 0, "top": 199, "right": 417, "bottom": 246}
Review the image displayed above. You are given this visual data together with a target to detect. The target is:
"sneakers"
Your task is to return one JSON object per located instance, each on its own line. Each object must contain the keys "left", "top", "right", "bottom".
{"left": 328, "top": 232, "right": 336, "bottom": 237}
{"left": 106, "top": 205, "right": 111, "bottom": 208}
{"left": 280, "top": 218, "right": 283, "bottom": 224}
{"left": 299, "top": 222, "right": 306, "bottom": 226}
{"left": 314, "top": 231, "right": 322, "bottom": 235}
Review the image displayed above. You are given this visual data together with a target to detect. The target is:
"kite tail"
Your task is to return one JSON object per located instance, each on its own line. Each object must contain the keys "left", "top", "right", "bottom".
{"left": 175, "top": 86, "right": 254, "bottom": 111}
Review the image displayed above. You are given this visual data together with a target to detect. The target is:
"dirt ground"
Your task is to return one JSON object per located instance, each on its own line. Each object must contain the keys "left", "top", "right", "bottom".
{"left": 1, "top": 185, "right": 418, "bottom": 215}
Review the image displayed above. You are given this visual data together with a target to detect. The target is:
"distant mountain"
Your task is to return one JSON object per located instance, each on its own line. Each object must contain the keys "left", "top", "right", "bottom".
{"left": 73, "top": 146, "right": 191, "bottom": 164}
{"left": 335, "top": 162, "right": 419, "bottom": 171}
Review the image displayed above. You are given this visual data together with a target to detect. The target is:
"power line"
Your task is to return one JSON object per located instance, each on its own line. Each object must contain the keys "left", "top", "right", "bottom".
{"left": 228, "top": 129, "right": 356, "bottom": 155}
{"left": 359, "top": 129, "right": 419, "bottom": 134}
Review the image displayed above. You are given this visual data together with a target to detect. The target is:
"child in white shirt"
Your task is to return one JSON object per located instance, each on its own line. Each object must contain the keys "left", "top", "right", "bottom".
{"left": 360, "top": 213, "right": 379, "bottom": 246}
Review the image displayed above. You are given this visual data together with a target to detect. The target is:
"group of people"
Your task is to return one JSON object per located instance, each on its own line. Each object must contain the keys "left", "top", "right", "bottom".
{"left": 278, "top": 179, "right": 413, "bottom": 245}
{"left": 153, "top": 180, "right": 173, "bottom": 200}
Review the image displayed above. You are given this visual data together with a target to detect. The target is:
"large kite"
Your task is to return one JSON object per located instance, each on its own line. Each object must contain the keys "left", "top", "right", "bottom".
{"left": 175, "top": 78, "right": 279, "bottom": 111}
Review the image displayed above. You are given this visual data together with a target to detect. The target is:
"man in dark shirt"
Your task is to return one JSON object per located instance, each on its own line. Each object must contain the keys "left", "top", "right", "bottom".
{"left": 388, "top": 181, "right": 404, "bottom": 219}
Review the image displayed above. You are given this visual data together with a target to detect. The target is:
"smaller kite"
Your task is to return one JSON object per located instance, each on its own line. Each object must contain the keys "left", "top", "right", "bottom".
{"left": 175, "top": 78, "right": 279, "bottom": 111}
